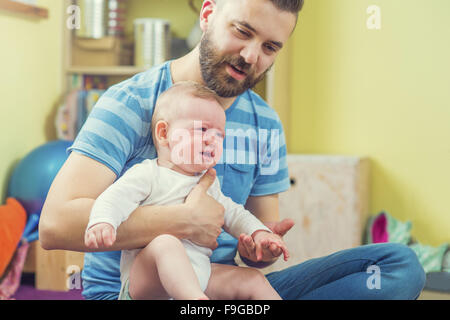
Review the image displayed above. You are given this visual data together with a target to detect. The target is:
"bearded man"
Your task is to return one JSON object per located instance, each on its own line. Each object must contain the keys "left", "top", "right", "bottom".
{"left": 40, "top": 0, "right": 425, "bottom": 300}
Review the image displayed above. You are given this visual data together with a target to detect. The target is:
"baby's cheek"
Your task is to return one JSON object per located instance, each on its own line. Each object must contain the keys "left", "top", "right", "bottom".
{"left": 214, "top": 143, "right": 224, "bottom": 162}
{"left": 171, "top": 140, "right": 197, "bottom": 165}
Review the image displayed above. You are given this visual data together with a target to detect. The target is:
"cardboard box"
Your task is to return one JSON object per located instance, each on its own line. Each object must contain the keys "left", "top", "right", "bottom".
{"left": 72, "top": 36, "right": 132, "bottom": 67}
{"left": 235, "top": 154, "right": 371, "bottom": 274}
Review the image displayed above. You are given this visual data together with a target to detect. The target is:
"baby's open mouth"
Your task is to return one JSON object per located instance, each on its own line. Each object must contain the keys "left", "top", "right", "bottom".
{"left": 201, "top": 151, "right": 214, "bottom": 158}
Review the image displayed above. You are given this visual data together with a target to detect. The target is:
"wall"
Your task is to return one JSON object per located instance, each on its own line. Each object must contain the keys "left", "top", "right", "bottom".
{"left": 0, "top": 0, "right": 63, "bottom": 200}
{"left": 125, "top": 0, "right": 199, "bottom": 39}
{"left": 289, "top": 0, "right": 450, "bottom": 246}
{"left": 2, "top": 0, "right": 448, "bottom": 246}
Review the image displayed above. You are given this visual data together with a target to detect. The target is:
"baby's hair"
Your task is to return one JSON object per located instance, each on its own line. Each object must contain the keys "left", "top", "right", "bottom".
{"left": 151, "top": 81, "right": 223, "bottom": 146}
{"left": 168, "top": 81, "right": 221, "bottom": 103}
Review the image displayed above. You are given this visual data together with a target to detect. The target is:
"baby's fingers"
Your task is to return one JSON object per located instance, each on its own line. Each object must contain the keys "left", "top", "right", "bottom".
{"left": 277, "top": 242, "right": 290, "bottom": 261}
{"left": 85, "top": 231, "right": 98, "bottom": 249}
{"left": 255, "top": 241, "right": 263, "bottom": 261}
{"left": 265, "top": 240, "right": 289, "bottom": 261}
{"left": 239, "top": 234, "right": 256, "bottom": 260}
{"left": 258, "top": 240, "right": 279, "bottom": 259}
{"left": 267, "top": 242, "right": 281, "bottom": 257}
{"left": 95, "top": 228, "right": 106, "bottom": 247}
{"left": 102, "top": 226, "right": 116, "bottom": 247}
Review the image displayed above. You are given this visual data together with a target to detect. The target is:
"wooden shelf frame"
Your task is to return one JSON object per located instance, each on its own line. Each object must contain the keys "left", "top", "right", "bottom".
{"left": 0, "top": 0, "right": 48, "bottom": 19}
{"left": 67, "top": 66, "right": 146, "bottom": 76}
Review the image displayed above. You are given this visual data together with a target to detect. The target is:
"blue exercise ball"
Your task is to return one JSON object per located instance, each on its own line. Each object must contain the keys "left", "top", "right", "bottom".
{"left": 7, "top": 140, "right": 73, "bottom": 217}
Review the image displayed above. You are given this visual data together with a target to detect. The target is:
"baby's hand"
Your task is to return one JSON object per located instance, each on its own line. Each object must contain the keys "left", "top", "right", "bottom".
{"left": 252, "top": 230, "right": 290, "bottom": 262}
{"left": 84, "top": 222, "right": 116, "bottom": 249}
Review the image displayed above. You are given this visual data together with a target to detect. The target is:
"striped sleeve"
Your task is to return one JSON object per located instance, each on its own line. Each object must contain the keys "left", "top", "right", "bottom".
{"left": 68, "top": 84, "right": 148, "bottom": 177}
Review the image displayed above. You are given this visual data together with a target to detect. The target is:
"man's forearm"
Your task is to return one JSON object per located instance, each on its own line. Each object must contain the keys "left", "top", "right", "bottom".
{"left": 39, "top": 198, "right": 94, "bottom": 251}
{"left": 39, "top": 198, "right": 190, "bottom": 252}
{"left": 114, "top": 203, "right": 190, "bottom": 251}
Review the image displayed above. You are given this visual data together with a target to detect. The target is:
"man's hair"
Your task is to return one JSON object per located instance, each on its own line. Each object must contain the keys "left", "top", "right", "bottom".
{"left": 263, "top": 0, "right": 304, "bottom": 26}
{"left": 216, "top": 0, "right": 304, "bottom": 14}
{"left": 268, "top": 0, "right": 304, "bottom": 14}
{"left": 215, "top": 0, "right": 304, "bottom": 25}
{"left": 151, "top": 81, "right": 222, "bottom": 147}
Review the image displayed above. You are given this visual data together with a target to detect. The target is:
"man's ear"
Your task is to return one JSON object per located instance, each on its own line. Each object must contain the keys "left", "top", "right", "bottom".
{"left": 199, "top": 0, "right": 216, "bottom": 32}
{"left": 155, "top": 120, "right": 169, "bottom": 147}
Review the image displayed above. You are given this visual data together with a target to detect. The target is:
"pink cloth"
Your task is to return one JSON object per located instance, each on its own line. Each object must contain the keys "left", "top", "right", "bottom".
{"left": 0, "top": 243, "right": 29, "bottom": 300}
{"left": 371, "top": 213, "right": 389, "bottom": 243}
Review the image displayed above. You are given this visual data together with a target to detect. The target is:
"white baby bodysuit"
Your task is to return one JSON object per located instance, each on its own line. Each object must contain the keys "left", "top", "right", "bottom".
{"left": 87, "top": 158, "right": 271, "bottom": 293}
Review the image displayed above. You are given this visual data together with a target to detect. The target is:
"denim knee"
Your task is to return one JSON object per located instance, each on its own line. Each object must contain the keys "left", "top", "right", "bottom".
{"left": 384, "top": 243, "right": 426, "bottom": 299}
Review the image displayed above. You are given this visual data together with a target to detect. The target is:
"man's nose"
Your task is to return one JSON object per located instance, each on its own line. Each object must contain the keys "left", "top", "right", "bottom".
{"left": 240, "top": 42, "right": 259, "bottom": 65}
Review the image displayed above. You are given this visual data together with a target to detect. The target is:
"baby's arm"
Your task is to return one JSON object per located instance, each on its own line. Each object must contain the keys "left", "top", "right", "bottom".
{"left": 84, "top": 162, "right": 152, "bottom": 249}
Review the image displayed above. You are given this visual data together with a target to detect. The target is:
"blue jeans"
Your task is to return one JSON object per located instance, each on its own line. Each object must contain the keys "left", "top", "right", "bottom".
{"left": 265, "top": 243, "right": 426, "bottom": 299}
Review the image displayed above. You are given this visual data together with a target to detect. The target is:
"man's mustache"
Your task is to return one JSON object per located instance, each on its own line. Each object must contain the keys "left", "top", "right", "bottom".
{"left": 220, "top": 55, "right": 253, "bottom": 75}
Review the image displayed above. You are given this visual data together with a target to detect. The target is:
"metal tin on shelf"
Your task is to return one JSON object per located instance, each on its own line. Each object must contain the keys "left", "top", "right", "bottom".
{"left": 134, "top": 18, "right": 171, "bottom": 68}
{"left": 76, "top": 0, "right": 107, "bottom": 39}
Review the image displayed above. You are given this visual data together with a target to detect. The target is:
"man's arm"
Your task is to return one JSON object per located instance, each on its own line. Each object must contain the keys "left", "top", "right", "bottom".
{"left": 244, "top": 194, "right": 280, "bottom": 224}
{"left": 39, "top": 152, "right": 223, "bottom": 252}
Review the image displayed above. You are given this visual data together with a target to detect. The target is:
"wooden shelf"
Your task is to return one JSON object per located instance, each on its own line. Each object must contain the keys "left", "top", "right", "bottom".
{"left": 0, "top": 0, "right": 48, "bottom": 19}
{"left": 67, "top": 66, "right": 146, "bottom": 76}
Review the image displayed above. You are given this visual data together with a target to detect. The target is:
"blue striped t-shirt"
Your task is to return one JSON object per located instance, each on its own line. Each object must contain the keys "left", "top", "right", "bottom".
{"left": 68, "top": 61, "right": 290, "bottom": 300}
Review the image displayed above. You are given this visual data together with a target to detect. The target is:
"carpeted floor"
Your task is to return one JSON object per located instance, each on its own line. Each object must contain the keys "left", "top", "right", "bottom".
{"left": 11, "top": 273, "right": 84, "bottom": 300}
{"left": 10, "top": 272, "right": 449, "bottom": 300}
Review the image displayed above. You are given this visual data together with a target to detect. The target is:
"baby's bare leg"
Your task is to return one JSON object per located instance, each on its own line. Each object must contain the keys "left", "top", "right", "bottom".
{"left": 205, "top": 264, "right": 281, "bottom": 300}
{"left": 128, "top": 234, "right": 208, "bottom": 300}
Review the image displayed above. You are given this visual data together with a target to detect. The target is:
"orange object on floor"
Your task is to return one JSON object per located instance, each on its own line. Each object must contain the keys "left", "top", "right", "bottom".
{"left": 0, "top": 198, "right": 27, "bottom": 278}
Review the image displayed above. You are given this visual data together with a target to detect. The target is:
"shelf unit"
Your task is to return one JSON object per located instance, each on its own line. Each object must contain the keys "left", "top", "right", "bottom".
{"left": 0, "top": 0, "right": 48, "bottom": 19}
{"left": 60, "top": 0, "right": 291, "bottom": 135}
{"left": 66, "top": 65, "right": 146, "bottom": 76}
{"left": 62, "top": 0, "right": 146, "bottom": 91}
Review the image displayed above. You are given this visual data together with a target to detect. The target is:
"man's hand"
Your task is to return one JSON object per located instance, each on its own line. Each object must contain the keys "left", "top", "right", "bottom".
{"left": 184, "top": 168, "right": 225, "bottom": 250}
{"left": 238, "top": 218, "right": 294, "bottom": 264}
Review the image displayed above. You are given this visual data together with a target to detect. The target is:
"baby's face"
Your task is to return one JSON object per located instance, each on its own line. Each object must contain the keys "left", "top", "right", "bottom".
{"left": 166, "top": 96, "right": 226, "bottom": 174}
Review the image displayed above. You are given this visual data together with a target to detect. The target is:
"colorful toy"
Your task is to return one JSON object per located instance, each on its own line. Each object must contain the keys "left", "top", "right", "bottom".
{"left": 0, "top": 198, "right": 26, "bottom": 279}
{"left": 7, "top": 140, "right": 73, "bottom": 243}
{"left": 365, "top": 211, "right": 449, "bottom": 274}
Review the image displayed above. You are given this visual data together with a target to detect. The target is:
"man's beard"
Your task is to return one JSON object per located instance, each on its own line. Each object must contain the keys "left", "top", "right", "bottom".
{"left": 199, "top": 30, "right": 270, "bottom": 98}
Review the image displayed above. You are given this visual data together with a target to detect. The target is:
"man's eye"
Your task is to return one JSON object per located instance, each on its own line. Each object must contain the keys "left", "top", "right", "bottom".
{"left": 236, "top": 27, "right": 250, "bottom": 37}
{"left": 264, "top": 44, "right": 277, "bottom": 53}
